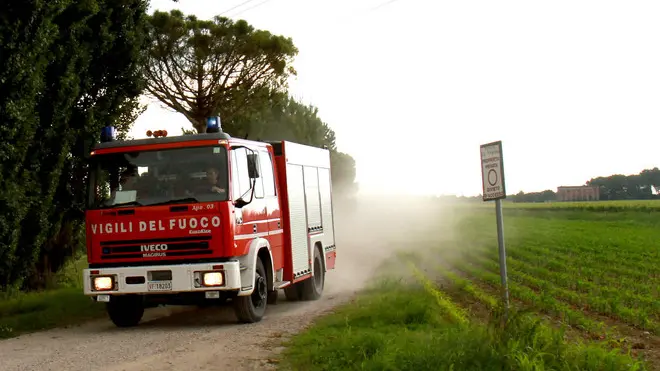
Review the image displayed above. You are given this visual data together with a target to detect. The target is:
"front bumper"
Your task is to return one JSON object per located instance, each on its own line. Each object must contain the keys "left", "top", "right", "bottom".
{"left": 82, "top": 261, "right": 242, "bottom": 296}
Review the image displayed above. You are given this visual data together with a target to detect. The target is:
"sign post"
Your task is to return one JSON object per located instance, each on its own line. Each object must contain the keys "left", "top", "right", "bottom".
{"left": 479, "top": 140, "right": 509, "bottom": 320}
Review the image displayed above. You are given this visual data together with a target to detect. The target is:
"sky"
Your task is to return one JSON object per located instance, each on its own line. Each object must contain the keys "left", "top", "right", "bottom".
{"left": 133, "top": 0, "right": 660, "bottom": 197}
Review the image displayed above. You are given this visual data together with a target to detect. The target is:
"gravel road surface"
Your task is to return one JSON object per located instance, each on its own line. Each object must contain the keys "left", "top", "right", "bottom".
{"left": 0, "top": 278, "right": 355, "bottom": 371}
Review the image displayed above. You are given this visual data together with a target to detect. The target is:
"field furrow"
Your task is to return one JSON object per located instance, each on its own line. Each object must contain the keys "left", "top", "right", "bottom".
{"left": 463, "top": 252, "right": 660, "bottom": 333}
{"left": 455, "top": 245, "right": 660, "bottom": 315}
{"left": 451, "top": 260, "right": 609, "bottom": 335}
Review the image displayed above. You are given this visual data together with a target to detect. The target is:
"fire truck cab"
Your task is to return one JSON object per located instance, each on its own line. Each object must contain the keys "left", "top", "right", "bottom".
{"left": 82, "top": 117, "right": 336, "bottom": 327}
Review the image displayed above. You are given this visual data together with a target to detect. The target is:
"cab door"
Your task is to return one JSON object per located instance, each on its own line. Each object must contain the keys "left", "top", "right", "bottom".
{"left": 230, "top": 146, "right": 268, "bottom": 241}
{"left": 258, "top": 147, "right": 284, "bottom": 273}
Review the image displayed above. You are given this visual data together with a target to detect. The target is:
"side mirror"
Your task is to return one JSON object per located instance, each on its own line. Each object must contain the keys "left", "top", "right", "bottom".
{"left": 234, "top": 198, "right": 249, "bottom": 209}
{"left": 247, "top": 153, "right": 260, "bottom": 178}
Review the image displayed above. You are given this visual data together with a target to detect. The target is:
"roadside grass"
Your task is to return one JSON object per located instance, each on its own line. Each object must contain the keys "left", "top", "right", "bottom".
{"left": 0, "top": 254, "right": 105, "bottom": 339}
{"left": 278, "top": 270, "right": 645, "bottom": 371}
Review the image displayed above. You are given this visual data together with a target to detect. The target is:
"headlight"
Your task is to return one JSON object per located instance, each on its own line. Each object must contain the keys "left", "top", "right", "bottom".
{"left": 202, "top": 272, "right": 223, "bottom": 286}
{"left": 93, "top": 276, "right": 114, "bottom": 291}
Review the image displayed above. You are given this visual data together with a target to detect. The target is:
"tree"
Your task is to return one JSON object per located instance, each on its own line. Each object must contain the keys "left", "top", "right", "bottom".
{"left": 639, "top": 167, "right": 660, "bottom": 195}
{"left": 144, "top": 10, "right": 298, "bottom": 133}
{"left": 330, "top": 151, "right": 358, "bottom": 196}
{"left": 143, "top": 11, "right": 356, "bottom": 196}
{"left": 587, "top": 169, "right": 660, "bottom": 201}
{"left": 229, "top": 92, "right": 358, "bottom": 195}
{"left": 228, "top": 93, "right": 332, "bottom": 144}
{"left": 0, "top": 0, "right": 148, "bottom": 289}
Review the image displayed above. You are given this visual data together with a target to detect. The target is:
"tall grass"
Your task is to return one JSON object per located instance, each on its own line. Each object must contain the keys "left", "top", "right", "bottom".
{"left": 279, "top": 264, "right": 645, "bottom": 371}
{"left": 0, "top": 254, "right": 105, "bottom": 339}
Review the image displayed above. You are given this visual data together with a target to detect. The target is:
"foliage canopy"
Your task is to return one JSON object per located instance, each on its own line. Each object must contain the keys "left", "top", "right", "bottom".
{"left": 0, "top": 0, "right": 149, "bottom": 289}
{"left": 144, "top": 10, "right": 298, "bottom": 133}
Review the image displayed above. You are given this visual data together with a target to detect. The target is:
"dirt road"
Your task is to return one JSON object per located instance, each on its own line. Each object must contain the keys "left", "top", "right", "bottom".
{"left": 0, "top": 277, "right": 356, "bottom": 371}
{"left": 0, "top": 199, "right": 448, "bottom": 371}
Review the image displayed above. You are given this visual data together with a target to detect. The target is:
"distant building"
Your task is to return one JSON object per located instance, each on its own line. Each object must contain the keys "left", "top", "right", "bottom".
{"left": 556, "top": 185, "right": 600, "bottom": 202}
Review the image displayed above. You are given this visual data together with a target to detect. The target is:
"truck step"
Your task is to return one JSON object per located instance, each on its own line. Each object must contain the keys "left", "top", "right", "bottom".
{"left": 274, "top": 281, "right": 291, "bottom": 289}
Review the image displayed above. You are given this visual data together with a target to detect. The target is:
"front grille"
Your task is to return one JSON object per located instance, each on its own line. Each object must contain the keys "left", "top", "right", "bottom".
{"left": 100, "top": 236, "right": 212, "bottom": 260}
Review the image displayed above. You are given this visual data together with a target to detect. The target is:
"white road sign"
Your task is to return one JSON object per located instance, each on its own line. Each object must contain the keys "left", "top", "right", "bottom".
{"left": 480, "top": 141, "right": 506, "bottom": 201}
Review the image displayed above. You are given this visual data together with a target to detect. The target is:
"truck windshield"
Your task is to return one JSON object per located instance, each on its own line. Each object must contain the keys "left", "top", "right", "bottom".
{"left": 87, "top": 145, "right": 229, "bottom": 209}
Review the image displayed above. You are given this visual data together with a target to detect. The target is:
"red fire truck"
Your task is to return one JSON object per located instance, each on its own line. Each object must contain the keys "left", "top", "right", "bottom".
{"left": 82, "top": 117, "right": 337, "bottom": 327}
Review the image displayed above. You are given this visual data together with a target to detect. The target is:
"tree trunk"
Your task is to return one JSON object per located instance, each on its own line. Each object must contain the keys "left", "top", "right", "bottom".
{"left": 191, "top": 117, "right": 206, "bottom": 133}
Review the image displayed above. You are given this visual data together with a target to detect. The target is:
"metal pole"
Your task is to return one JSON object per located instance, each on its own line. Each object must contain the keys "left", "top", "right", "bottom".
{"left": 495, "top": 198, "right": 509, "bottom": 320}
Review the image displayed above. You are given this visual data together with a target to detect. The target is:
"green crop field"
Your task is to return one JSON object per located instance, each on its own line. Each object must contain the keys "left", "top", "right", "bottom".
{"left": 502, "top": 199, "right": 660, "bottom": 212}
{"left": 279, "top": 203, "right": 660, "bottom": 371}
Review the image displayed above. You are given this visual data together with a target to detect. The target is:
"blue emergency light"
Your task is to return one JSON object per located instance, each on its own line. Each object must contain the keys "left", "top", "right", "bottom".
{"left": 206, "top": 116, "right": 222, "bottom": 133}
{"left": 100, "top": 126, "right": 117, "bottom": 143}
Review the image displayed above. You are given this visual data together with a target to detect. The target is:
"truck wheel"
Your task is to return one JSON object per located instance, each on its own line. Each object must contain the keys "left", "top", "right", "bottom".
{"left": 106, "top": 295, "right": 144, "bottom": 328}
{"left": 301, "top": 247, "right": 325, "bottom": 301}
{"left": 233, "top": 257, "right": 267, "bottom": 323}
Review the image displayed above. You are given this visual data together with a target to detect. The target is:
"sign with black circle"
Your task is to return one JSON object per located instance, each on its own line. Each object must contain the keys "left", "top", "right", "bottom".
{"left": 480, "top": 141, "right": 506, "bottom": 201}
{"left": 487, "top": 169, "right": 498, "bottom": 186}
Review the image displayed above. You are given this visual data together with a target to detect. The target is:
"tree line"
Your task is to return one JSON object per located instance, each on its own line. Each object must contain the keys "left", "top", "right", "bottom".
{"left": 507, "top": 167, "right": 660, "bottom": 203}
{"left": 0, "top": 1, "right": 356, "bottom": 290}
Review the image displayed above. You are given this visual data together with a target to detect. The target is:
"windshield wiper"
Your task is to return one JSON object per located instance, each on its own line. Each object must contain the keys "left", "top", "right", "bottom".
{"left": 149, "top": 197, "right": 199, "bottom": 206}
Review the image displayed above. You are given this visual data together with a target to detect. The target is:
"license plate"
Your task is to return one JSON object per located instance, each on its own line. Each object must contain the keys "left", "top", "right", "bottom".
{"left": 96, "top": 294, "right": 110, "bottom": 302}
{"left": 148, "top": 281, "right": 172, "bottom": 291}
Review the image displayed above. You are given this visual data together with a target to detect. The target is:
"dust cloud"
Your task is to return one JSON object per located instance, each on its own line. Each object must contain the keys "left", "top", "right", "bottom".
{"left": 325, "top": 194, "right": 464, "bottom": 295}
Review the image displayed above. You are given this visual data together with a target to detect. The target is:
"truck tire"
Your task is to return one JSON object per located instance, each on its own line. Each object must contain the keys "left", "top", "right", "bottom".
{"left": 106, "top": 295, "right": 144, "bottom": 328}
{"left": 300, "top": 247, "right": 325, "bottom": 301}
{"left": 233, "top": 257, "right": 268, "bottom": 323}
